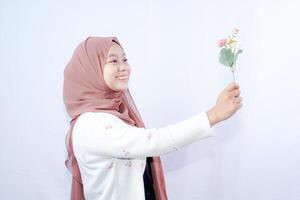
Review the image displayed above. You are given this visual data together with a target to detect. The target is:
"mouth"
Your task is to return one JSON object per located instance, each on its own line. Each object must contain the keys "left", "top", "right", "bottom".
{"left": 116, "top": 76, "right": 129, "bottom": 81}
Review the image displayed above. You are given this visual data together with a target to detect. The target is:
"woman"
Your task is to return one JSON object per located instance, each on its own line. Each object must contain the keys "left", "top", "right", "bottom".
{"left": 63, "top": 36, "right": 242, "bottom": 200}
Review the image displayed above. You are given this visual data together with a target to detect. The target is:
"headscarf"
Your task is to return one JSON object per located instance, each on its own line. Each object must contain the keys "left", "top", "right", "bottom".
{"left": 63, "top": 36, "right": 168, "bottom": 200}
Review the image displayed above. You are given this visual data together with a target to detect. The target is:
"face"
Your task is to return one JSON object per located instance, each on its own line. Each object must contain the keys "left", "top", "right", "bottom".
{"left": 103, "top": 42, "right": 131, "bottom": 92}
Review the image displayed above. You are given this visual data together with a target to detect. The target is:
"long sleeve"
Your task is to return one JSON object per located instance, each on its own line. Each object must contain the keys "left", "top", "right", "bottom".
{"left": 72, "top": 111, "right": 215, "bottom": 159}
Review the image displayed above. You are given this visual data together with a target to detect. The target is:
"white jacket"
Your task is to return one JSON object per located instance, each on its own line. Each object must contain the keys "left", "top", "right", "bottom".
{"left": 72, "top": 111, "right": 215, "bottom": 200}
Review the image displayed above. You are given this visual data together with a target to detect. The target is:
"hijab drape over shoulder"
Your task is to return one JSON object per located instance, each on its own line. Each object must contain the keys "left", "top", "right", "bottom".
{"left": 63, "top": 36, "right": 168, "bottom": 200}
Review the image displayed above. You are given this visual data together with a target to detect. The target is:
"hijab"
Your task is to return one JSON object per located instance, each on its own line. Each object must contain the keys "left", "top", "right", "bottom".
{"left": 63, "top": 36, "right": 168, "bottom": 200}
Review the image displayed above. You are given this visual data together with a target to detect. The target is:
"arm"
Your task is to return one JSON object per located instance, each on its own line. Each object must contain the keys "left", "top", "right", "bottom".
{"left": 206, "top": 108, "right": 220, "bottom": 127}
{"left": 72, "top": 111, "right": 215, "bottom": 159}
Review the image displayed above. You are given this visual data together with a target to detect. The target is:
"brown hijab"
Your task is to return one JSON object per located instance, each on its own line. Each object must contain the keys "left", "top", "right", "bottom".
{"left": 63, "top": 36, "right": 168, "bottom": 200}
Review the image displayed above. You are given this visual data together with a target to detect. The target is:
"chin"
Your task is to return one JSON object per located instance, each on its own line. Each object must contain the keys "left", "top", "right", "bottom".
{"left": 113, "top": 84, "right": 128, "bottom": 91}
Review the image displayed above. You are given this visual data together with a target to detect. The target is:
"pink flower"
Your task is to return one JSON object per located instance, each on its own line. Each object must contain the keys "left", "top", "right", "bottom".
{"left": 218, "top": 38, "right": 227, "bottom": 47}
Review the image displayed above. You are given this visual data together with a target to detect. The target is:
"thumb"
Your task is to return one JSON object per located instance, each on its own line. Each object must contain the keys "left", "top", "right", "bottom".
{"left": 226, "top": 82, "right": 239, "bottom": 91}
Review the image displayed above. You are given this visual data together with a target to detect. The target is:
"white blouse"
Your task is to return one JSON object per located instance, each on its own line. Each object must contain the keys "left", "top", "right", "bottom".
{"left": 72, "top": 111, "right": 215, "bottom": 200}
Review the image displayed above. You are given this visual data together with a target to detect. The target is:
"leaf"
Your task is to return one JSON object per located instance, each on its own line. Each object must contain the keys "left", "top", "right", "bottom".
{"left": 233, "top": 48, "right": 243, "bottom": 66}
{"left": 219, "top": 48, "right": 235, "bottom": 67}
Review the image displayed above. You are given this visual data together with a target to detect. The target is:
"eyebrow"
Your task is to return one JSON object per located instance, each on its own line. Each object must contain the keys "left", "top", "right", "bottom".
{"left": 107, "top": 53, "right": 126, "bottom": 58}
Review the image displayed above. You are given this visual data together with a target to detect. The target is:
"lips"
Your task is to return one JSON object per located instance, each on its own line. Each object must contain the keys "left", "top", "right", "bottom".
{"left": 116, "top": 75, "right": 129, "bottom": 80}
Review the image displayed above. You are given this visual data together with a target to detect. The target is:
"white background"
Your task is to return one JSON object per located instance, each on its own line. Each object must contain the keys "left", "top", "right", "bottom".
{"left": 1, "top": 0, "right": 299, "bottom": 199}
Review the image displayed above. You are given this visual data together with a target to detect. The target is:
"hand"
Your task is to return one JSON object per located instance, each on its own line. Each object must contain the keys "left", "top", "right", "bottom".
{"left": 206, "top": 82, "right": 243, "bottom": 127}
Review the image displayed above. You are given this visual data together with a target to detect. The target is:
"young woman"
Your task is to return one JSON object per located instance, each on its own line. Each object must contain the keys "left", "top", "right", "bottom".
{"left": 63, "top": 36, "right": 242, "bottom": 200}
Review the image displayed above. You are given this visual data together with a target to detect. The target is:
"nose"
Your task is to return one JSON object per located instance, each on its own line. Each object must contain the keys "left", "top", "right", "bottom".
{"left": 118, "top": 63, "right": 130, "bottom": 72}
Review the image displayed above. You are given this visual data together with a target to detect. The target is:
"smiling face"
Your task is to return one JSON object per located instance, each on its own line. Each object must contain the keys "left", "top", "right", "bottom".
{"left": 103, "top": 41, "right": 131, "bottom": 92}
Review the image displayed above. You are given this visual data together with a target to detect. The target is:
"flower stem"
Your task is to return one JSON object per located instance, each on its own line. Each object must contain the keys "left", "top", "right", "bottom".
{"left": 232, "top": 71, "right": 236, "bottom": 83}
{"left": 230, "top": 66, "right": 236, "bottom": 83}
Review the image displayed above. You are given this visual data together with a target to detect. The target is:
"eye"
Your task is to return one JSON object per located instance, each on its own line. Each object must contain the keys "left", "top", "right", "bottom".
{"left": 110, "top": 59, "right": 118, "bottom": 63}
{"left": 124, "top": 58, "right": 128, "bottom": 62}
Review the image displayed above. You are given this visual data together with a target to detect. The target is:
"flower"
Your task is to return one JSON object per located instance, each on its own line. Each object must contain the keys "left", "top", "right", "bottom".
{"left": 218, "top": 28, "right": 243, "bottom": 83}
{"left": 226, "top": 36, "right": 236, "bottom": 46}
{"left": 232, "top": 28, "right": 239, "bottom": 35}
{"left": 218, "top": 39, "right": 227, "bottom": 47}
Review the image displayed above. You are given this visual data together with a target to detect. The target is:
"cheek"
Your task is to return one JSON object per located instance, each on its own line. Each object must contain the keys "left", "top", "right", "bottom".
{"left": 127, "top": 67, "right": 132, "bottom": 76}
{"left": 103, "top": 68, "right": 116, "bottom": 83}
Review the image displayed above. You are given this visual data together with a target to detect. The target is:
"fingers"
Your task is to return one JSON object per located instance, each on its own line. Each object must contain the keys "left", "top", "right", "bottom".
{"left": 233, "top": 96, "right": 243, "bottom": 104}
{"left": 235, "top": 103, "right": 243, "bottom": 110}
{"left": 233, "top": 96, "right": 243, "bottom": 112}
{"left": 226, "top": 82, "right": 239, "bottom": 92}
{"left": 235, "top": 103, "right": 243, "bottom": 112}
{"left": 230, "top": 89, "right": 241, "bottom": 97}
